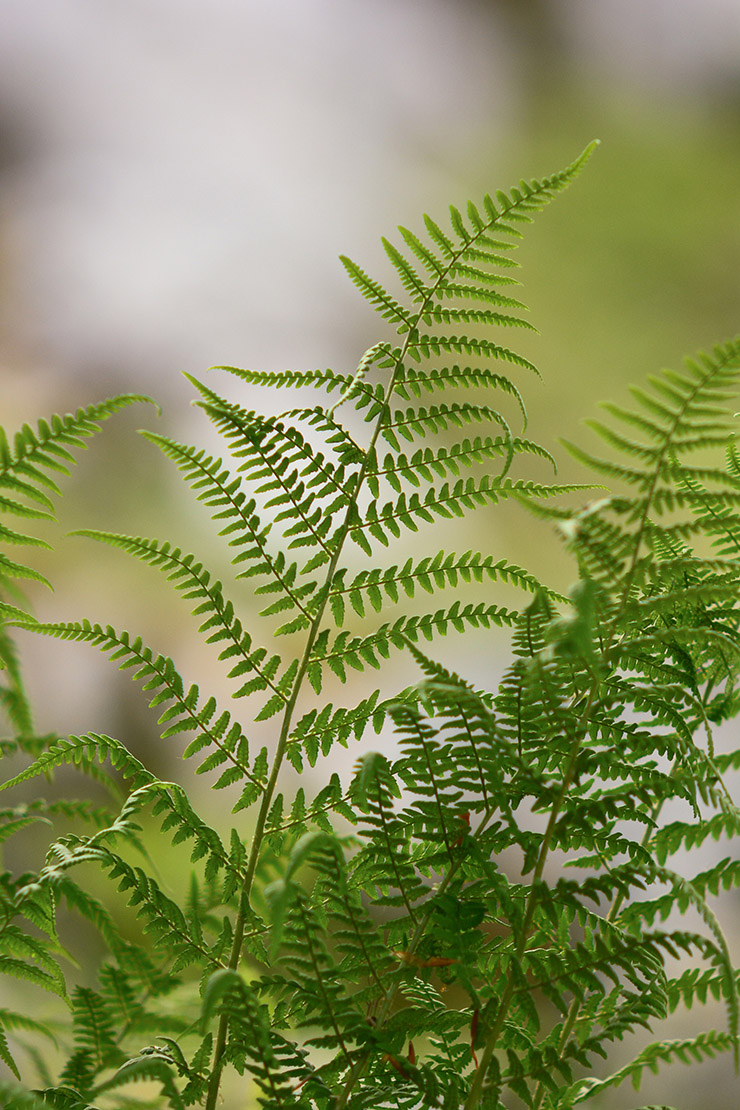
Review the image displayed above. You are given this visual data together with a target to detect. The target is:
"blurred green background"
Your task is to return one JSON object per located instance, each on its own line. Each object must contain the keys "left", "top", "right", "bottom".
{"left": 1, "top": 1, "right": 739, "bottom": 1105}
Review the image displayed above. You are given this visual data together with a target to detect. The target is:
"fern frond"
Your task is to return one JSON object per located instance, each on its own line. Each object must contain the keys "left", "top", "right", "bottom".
{"left": 564, "top": 339, "right": 740, "bottom": 512}
{"left": 341, "top": 143, "right": 597, "bottom": 343}
{"left": 392, "top": 364, "right": 528, "bottom": 421}
{"left": 52, "top": 839, "right": 220, "bottom": 972}
{"left": 340, "top": 255, "right": 414, "bottom": 327}
{"left": 350, "top": 751, "right": 428, "bottom": 918}
{"left": 72, "top": 530, "right": 305, "bottom": 674}
{"left": 370, "top": 437, "right": 555, "bottom": 497}
{"left": 0, "top": 396, "right": 155, "bottom": 604}
{"left": 350, "top": 477, "right": 589, "bottom": 553}
{"left": 187, "top": 377, "right": 362, "bottom": 512}
{"left": 655, "top": 808, "right": 740, "bottom": 864}
{"left": 0, "top": 395, "right": 156, "bottom": 507}
{"left": 202, "top": 968, "right": 316, "bottom": 1108}
{"left": 0, "top": 732, "right": 153, "bottom": 794}
{"left": 190, "top": 397, "right": 353, "bottom": 570}
{"left": 95, "top": 1052, "right": 186, "bottom": 1110}
{"left": 407, "top": 333, "right": 538, "bottom": 372}
{"left": 570, "top": 1029, "right": 736, "bottom": 1103}
{"left": 381, "top": 401, "right": 512, "bottom": 448}
{"left": 0, "top": 946, "right": 67, "bottom": 1000}
{"left": 421, "top": 305, "right": 536, "bottom": 333}
{"left": 326, "top": 553, "right": 552, "bottom": 627}
{"left": 0, "top": 1080, "right": 70, "bottom": 1110}
{"left": 140, "top": 431, "right": 316, "bottom": 619}
{"left": 288, "top": 690, "right": 390, "bottom": 766}
{"left": 311, "top": 601, "right": 518, "bottom": 687}
{"left": 6, "top": 622, "right": 280, "bottom": 780}
{"left": 288, "top": 404, "right": 366, "bottom": 464}
{"left": 212, "top": 364, "right": 355, "bottom": 393}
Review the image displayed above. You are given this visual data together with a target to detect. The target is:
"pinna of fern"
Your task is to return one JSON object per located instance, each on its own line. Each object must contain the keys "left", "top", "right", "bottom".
{"left": 0, "top": 396, "right": 155, "bottom": 744}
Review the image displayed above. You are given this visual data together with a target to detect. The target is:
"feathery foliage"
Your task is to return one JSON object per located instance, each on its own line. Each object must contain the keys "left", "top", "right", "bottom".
{"left": 2, "top": 143, "right": 740, "bottom": 1109}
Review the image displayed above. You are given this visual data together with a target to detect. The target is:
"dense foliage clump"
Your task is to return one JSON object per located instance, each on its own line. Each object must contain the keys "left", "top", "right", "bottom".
{"left": 2, "top": 143, "right": 740, "bottom": 1110}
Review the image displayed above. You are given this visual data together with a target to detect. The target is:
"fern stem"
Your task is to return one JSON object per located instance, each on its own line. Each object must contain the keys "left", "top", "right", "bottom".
{"left": 528, "top": 365, "right": 740, "bottom": 1110}
{"left": 204, "top": 347, "right": 412, "bottom": 1110}
{"left": 205, "top": 173, "right": 568, "bottom": 1109}
{"left": 612, "top": 356, "right": 737, "bottom": 631}
{"left": 334, "top": 806, "right": 501, "bottom": 1110}
{"left": 463, "top": 677, "right": 598, "bottom": 1110}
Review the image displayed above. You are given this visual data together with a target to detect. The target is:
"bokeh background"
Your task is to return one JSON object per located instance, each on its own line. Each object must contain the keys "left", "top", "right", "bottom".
{"left": 1, "top": 1, "right": 740, "bottom": 1106}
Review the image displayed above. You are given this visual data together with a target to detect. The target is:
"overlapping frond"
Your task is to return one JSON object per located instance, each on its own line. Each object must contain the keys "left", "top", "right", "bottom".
{"left": 0, "top": 396, "right": 155, "bottom": 612}
{"left": 0, "top": 395, "right": 154, "bottom": 752}
{"left": 0, "top": 396, "right": 159, "bottom": 1087}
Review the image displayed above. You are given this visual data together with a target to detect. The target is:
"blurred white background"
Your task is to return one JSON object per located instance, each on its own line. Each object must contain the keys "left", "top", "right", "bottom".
{"left": 2, "top": 0, "right": 737, "bottom": 404}
{"left": 1, "top": 3, "right": 740, "bottom": 1104}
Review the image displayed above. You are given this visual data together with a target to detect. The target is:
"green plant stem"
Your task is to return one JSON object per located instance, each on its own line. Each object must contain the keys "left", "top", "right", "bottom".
{"left": 334, "top": 810, "right": 498, "bottom": 1110}
{"left": 202, "top": 517, "right": 359, "bottom": 1110}
{"left": 204, "top": 361, "right": 408, "bottom": 1110}
{"left": 204, "top": 195, "right": 544, "bottom": 1110}
{"left": 529, "top": 710, "right": 729, "bottom": 1110}
{"left": 461, "top": 723, "right": 586, "bottom": 1110}
{"left": 526, "top": 385, "right": 720, "bottom": 1110}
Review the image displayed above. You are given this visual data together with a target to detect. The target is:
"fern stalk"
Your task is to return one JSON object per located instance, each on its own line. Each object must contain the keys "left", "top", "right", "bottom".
{"left": 203, "top": 305, "right": 422, "bottom": 1110}
{"left": 462, "top": 679, "right": 599, "bottom": 1110}
{"left": 335, "top": 801, "right": 501, "bottom": 1109}
{"left": 202, "top": 150, "right": 578, "bottom": 1110}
